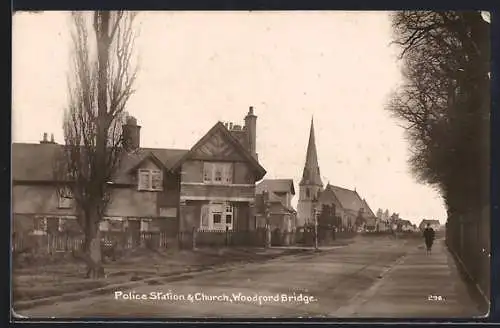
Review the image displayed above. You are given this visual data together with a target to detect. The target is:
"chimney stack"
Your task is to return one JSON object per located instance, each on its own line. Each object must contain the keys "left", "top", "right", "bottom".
{"left": 122, "top": 116, "right": 141, "bottom": 152}
{"left": 40, "top": 132, "right": 48, "bottom": 144}
{"left": 50, "top": 133, "right": 55, "bottom": 143}
{"left": 244, "top": 106, "right": 257, "bottom": 159}
{"left": 229, "top": 122, "right": 233, "bottom": 130}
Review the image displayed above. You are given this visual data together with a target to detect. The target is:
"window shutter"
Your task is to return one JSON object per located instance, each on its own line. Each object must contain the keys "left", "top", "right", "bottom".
{"left": 151, "top": 171, "right": 163, "bottom": 190}
{"left": 138, "top": 170, "right": 150, "bottom": 190}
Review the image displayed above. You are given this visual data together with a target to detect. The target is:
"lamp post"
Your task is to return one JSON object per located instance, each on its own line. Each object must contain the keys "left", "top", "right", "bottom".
{"left": 313, "top": 197, "right": 319, "bottom": 250}
{"left": 263, "top": 190, "right": 271, "bottom": 248}
{"left": 314, "top": 208, "right": 319, "bottom": 250}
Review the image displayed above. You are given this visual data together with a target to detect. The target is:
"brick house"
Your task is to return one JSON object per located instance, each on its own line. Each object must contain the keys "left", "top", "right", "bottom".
{"left": 12, "top": 107, "right": 266, "bottom": 246}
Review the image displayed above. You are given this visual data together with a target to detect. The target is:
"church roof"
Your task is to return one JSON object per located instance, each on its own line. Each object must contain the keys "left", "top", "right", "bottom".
{"left": 300, "top": 118, "right": 323, "bottom": 187}
{"left": 323, "top": 184, "right": 375, "bottom": 217}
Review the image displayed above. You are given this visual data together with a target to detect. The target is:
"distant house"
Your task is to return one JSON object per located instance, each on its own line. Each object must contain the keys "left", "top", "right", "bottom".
{"left": 399, "top": 219, "right": 414, "bottom": 232}
{"left": 12, "top": 107, "right": 267, "bottom": 247}
{"left": 255, "top": 179, "right": 297, "bottom": 244}
{"left": 419, "top": 219, "right": 441, "bottom": 231}
{"left": 376, "top": 219, "right": 391, "bottom": 232}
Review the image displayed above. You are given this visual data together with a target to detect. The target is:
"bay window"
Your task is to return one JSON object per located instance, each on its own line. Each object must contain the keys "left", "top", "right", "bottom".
{"left": 200, "top": 201, "right": 234, "bottom": 230}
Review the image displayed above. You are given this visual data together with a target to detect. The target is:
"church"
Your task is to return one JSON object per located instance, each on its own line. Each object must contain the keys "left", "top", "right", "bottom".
{"left": 297, "top": 118, "right": 376, "bottom": 230}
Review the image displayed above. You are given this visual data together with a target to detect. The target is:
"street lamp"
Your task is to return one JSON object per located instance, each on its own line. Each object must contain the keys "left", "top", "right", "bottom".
{"left": 313, "top": 197, "right": 319, "bottom": 250}
{"left": 263, "top": 190, "right": 271, "bottom": 248}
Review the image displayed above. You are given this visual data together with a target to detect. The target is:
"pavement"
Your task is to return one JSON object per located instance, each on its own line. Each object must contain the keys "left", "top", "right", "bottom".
{"left": 15, "top": 236, "right": 485, "bottom": 319}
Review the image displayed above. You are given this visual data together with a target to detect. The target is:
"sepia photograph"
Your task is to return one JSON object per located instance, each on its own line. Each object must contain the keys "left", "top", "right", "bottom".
{"left": 11, "top": 10, "right": 490, "bottom": 319}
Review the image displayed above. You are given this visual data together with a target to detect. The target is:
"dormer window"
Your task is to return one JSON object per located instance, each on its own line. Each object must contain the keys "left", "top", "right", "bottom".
{"left": 138, "top": 169, "right": 163, "bottom": 191}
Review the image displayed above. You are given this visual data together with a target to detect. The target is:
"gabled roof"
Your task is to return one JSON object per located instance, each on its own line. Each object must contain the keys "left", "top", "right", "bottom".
{"left": 419, "top": 219, "right": 440, "bottom": 227}
{"left": 255, "top": 193, "right": 296, "bottom": 214}
{"left": 126, "top": 151, "right": 168, "bottom": 173}
{"left": 318, "top": 185, "right": 341, "bottom": 206}
{"left": 324, "top": 184, "right": 369, "bottom": 214}
{"left": 170, "top": 121, "right": 266, "bottom": 180}
{"left": 361, "top": 198, "right": 376, "bottom": 217}
{"left": 12, "top": 143, "right": 188, "bottom": 183}
{"left": 317, "top": 183, "right": 376, "bottom": 217}
{"left": 397, "top": 219, "right": 413, "bottom": 227}
{"left": 256, "top": 179, "right": 295, "bottom": 195}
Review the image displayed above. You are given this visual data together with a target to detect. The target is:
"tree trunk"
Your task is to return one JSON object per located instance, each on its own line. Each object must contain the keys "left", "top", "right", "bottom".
{"left": 84, "top": 218, "right": 105, "bottom": 279}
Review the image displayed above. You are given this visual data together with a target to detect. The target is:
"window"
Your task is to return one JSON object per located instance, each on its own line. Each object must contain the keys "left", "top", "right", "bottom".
{"left": 306, "top": 188, "right": 310, "bottom": 198}
{"left": 58, "top": 187, "right": 73, "bottom": 209}
{"left": 200, "top": 202, "right": 234, "bottom": 230}
{"left": 138, "top": 169, "right": 163, "bottom": 191}
{"left": 203, "top": 162, "right": 233, "bottom": 184}
{"left": 214, "top": 166, "right": 223, "bottom": 182}
{"left": 213, "top": 213, "right": 222, "bottom": 224}
{"left": 33, "top": 216, "right": 47, "bottom": 234}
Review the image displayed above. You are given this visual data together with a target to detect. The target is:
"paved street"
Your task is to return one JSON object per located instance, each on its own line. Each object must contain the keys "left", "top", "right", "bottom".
{"left": 18, "top": 236, "right": 484, "bottom": 319}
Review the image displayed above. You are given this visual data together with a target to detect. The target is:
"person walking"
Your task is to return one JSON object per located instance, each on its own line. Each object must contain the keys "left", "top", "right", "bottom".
{"left": 423, "top": 223, "right": 435, "bottom": 255}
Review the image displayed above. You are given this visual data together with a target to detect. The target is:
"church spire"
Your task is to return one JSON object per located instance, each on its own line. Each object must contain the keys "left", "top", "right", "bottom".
{"left": 300, "top": 117, "right": 323, "bottom": 186}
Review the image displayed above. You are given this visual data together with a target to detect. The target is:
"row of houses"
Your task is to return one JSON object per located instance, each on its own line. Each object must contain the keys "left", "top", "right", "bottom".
{"left": 13, "top": 107, "right": 264, "bottom": 241}
{"left": 12, "top": 105, "right": 432, "bottom": 247}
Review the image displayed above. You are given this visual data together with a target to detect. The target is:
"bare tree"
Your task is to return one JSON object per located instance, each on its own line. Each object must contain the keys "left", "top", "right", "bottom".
{"left": 54, "top": 11, "right": 138, "bottom": 278}
{"left": 386, "top": 11, "right": 490, "bottom": 215}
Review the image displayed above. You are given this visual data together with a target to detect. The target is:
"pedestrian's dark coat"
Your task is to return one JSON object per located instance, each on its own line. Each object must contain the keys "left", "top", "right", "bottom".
{"left": 423, "top": 227, "right": 435, "bottom": 246}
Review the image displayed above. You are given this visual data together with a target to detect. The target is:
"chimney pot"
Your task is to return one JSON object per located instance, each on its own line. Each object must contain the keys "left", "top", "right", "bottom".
{"left": 229, "top": 122, "right": 233, "bottom": 130}
{"left": 43, "top": 133, "right": 48, "bottom": 142}
{"left": 126, "top": 116, "right": 137, "bottom": 126}
{"left": 123, "top": 116, "right": 141, "bottom": 151}
{"left": 249, "top": 106, "right": 254, "bottom": 115}
{"left": 50, "top": 133, "right": 55, "bottom": 143}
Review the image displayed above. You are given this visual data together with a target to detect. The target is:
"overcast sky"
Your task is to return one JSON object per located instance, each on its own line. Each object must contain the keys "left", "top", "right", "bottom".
{"left": 12, "top": 11, "right": 447, "bottom": 224}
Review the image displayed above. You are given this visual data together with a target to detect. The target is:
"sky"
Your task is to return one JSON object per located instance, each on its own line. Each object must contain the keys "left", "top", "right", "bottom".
{"left": 12, "top": 11, "right": 447, "bottom": 224}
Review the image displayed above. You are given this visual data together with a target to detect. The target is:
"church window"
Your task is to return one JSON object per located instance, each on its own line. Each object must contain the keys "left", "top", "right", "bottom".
{"left": 306, "top": 188, "right": 310, "bottom": 198}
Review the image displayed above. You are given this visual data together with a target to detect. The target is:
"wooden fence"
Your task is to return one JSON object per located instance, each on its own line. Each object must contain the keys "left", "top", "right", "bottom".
{"left": 13, "top": 226, "right": 363, "bottom": 253}
{"left": 12, "top": 231, "right": 172, "bottom": 254}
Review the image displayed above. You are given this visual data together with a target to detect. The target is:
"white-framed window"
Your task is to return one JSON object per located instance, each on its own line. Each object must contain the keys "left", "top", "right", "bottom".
{"left": 33, "top": 216, "right": 47, "bottom": 234}
{"left": 200, "top": 202, "right": 234, "bottom": 230}
{"left": 58, "top": 187, "right": 73, "bottom": 209}
{"left": 57, "top": 216, "right": 79, "bottom": 232}
{"left": 203, "top": 162, "right": 233, "bottom": 184}
{"left": 138, "top": 169, "right": 163, "bottom": 191}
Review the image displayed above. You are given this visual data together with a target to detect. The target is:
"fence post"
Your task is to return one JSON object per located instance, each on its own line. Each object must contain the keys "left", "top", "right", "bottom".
{"left": 192, "top": 227, "right": 197, "bottom": 250}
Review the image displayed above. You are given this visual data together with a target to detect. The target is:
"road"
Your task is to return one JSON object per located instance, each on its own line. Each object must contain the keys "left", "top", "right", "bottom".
{"left": 17, "top": 236, "right": 484, "bottom": 319}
